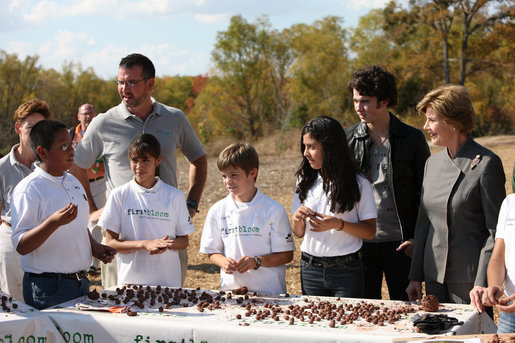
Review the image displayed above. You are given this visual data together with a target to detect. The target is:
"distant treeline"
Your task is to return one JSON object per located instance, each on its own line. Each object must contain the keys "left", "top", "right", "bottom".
{"left": 1, "top": 0, "right": 513, "bottom": 154}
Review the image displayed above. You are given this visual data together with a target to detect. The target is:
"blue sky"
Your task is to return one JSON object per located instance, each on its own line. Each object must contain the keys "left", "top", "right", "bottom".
{"left": 0, "top": 0, "right": 397, "bottom": 79}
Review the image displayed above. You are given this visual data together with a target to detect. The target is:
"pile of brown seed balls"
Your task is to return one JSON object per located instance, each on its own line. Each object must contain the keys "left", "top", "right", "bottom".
{"left": 234, "top": 299, "right": 418, "bottom": 328}
{"left": 1, "top": 295, "right": 19, "bottom": 312}
{"left": 89, "top": 285, "right": 228, "bottom": 316}
{"left": 88, "top": 286, "right": 419, "bottom": 327}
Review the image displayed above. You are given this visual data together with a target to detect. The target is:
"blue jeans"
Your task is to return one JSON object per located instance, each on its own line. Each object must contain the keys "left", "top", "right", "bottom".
{"left": 498, "top": 311, "right": 515, "bottom": 333}
{"left": 23, "top": 272, "right": 90, "bottom": 310}
{"left": 300, "top": 254, "right": 364, "bottom": 298}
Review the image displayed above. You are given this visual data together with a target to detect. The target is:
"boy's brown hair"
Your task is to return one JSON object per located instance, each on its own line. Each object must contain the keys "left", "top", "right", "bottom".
{"left": 217, "top": 142, "right": 259, "bottom": 180}
{"left": 14, "top": 98, "right": 51, "bottom": 123}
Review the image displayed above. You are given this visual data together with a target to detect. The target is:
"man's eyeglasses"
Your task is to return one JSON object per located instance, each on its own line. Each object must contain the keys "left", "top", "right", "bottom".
{"left": 52, "top": 143, "right": 74, "bottom": 152}
{"left": 115, "top": 79, "right": 147, "bottom": 88}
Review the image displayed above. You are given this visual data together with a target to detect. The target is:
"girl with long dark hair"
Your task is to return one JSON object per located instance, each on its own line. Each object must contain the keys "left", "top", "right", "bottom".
{"left": 292, "top": 116, "right": 376, "bottom": 297}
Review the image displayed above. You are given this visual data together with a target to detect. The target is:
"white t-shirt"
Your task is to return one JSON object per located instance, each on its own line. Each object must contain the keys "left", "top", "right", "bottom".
{"left": 200, "top": 189, "right": 295, "bottom": 294}
{"left": 494, "top": 194, "right": 515, "bottom": 297}
{"left": 98, "top": 178, "right": 194, "bottom": 287}
{"left": 291, "top": 173, "right": 377, "bottom": 257}
{"left": 11, "top": 165, "right": 91, "bottom": 273}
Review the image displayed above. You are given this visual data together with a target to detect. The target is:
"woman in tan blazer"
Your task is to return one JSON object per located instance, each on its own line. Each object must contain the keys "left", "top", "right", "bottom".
{"left": 406, "top": 85, "right": 506, "bottom": 304}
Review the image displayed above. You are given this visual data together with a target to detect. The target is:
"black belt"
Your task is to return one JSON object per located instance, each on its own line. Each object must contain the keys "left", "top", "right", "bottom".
{"left": 28, "top": 271, "right": 88, "bottom": 281}
{"left": 301, "top": 251, "right": 362, "bottom": 268}
{"left": 89, "top": 176, "right": 104, "bottom": 182}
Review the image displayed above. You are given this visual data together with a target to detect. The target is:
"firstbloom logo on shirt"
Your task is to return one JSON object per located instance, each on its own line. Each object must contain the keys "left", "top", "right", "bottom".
{"left": 126, "top": 208, "right": 170, "bottom": 218}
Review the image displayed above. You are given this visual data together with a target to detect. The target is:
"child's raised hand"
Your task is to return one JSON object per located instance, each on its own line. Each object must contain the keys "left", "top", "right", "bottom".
{"left": 308, "top": 213, "right": 340, "bottom": 232}
{"left": 220, "top": 257, "right": 238, "bottom": 274}
{"left": 292, "top": 206, "right": 316, "bottom": 223}
{"left": 49, "top": 203, "right": 78, "bottom": 226}
{"left": 145, "top": 235, "right": 174, "bottom": 255}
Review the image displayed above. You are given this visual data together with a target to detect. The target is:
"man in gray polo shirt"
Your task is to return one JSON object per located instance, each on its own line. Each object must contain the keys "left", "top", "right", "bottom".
{"left": 70, "top": 53, "right": 207, "bottom": 288}
{"left": 0, "top": 99, "right": 51, "bottom": 301}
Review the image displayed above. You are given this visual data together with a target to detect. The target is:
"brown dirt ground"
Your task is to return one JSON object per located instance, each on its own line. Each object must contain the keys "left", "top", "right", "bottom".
{"left": 91, "top": 135, "right": 515, "bottom": 306}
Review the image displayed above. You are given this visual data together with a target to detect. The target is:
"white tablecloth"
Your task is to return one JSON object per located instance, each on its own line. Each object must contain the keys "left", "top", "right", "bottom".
{"left": 43, "top": 288, "right": 497, "bottom": 343}
{"left": 0, "top": 292, "right": 65, "bottom": 343}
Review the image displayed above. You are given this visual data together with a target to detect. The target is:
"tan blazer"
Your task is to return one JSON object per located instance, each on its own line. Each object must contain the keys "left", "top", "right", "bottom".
{"left": 409, "top": 137, "right": 505, "bottom": 286}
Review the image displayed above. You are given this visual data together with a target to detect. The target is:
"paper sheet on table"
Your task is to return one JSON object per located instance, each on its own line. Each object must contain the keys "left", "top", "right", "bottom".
{"left": 75, "top": 303, "right": 128, "bottom": 313}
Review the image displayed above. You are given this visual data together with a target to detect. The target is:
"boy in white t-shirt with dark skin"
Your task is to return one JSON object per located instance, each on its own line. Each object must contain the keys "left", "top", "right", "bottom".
{"left": 11, "top": 120, "right": 116, "bottom": 309}
{"left": 100, "top": 133, "right": 194, "bottom": 287}
{"left": 200, "top": 142, "right": 295, "bottom": 295}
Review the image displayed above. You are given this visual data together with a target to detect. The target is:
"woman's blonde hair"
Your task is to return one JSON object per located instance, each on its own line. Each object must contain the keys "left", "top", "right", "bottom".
{"left": 416, "top": 84, "right": 475, "bottom": 135}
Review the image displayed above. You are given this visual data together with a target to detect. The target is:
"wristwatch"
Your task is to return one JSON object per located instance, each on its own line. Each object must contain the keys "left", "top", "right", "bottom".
{"left": 186, "top": 199, "right": 200, "bottom": 213}
{"left": 254, "top": 256, "right": 262, "bottom": 270}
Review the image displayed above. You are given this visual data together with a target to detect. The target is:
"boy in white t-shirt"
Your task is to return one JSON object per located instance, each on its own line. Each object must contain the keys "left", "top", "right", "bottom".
{"left": 99, "top": 133, "right": 194, "bottom": 287}
{"left": 11, "top": 120, "right": 116, "bottom": 309}
{"left": 200, "top": 142, "right": 295, "bottom": 295}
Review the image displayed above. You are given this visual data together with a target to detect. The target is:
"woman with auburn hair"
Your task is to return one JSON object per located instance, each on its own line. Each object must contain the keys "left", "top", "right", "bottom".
{"left": 406, "top": 85, "right": 505, "bottom": 305}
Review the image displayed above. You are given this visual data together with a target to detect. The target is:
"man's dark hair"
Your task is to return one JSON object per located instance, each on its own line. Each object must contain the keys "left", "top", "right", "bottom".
{"left": 347, "top": 65, "right": 397, "bottom": 108}
{"left": 30, "top": 119, "right": 67, "bottom": 161}
{"left": 119, "top": 53, "right": 156, "bottom": 79}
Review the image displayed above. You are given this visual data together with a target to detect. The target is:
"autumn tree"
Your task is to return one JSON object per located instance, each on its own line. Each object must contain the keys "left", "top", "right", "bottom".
{"left": 0, "top": 51, "right": 41, "bottom": 150}
{"left": 287, "top": 16, "right": 352, "bottom": 125}
{"left": 209, "top": 15, "right": 275, "bottom": 139}
{"left": 154, "top": 75, "right": 193, "bottom": 113}
{"left": 412, "top": 0, "right": 514, "bottom": 84}
{"left": 36, "top": 62, "right": 118, "bottom": 128}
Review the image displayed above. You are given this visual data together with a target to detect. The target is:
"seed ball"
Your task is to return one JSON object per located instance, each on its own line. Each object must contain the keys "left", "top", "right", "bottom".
{"left": 421, "top": 294, "right": 439, "bottom": 312}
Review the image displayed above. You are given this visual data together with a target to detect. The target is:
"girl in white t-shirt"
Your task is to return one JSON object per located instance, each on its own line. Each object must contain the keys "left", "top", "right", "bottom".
{"left": 99, "top": 134, "right": 194, "bottom": 287}
{"left": 291, "top": 116, "right": 377, "bottom": 297}
{"left": 470, "top": 194, "right": 515, "bottom": 333}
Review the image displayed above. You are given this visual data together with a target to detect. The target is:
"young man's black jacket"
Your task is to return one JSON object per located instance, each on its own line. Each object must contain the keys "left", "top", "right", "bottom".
{"left": 345, "top": 113, "right": 430, "bottom": 242}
